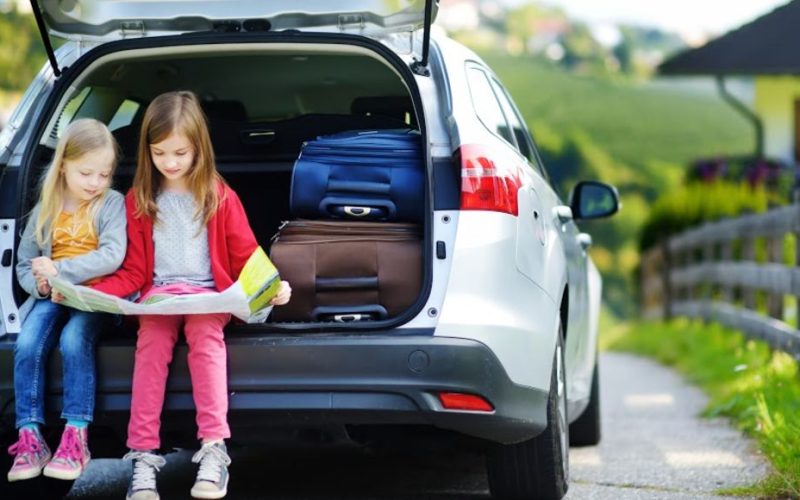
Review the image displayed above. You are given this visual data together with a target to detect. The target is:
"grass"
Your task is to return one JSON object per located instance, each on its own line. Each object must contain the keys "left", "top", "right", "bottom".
{"left": 605, "top": 318, "right": 800, "bottom": 498}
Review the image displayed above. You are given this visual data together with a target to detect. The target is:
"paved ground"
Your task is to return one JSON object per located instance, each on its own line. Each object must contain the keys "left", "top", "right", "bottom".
{"left": 565, "top": 352, "right": 770, "bottom": 499}
{"left": 3, "top": 351, "right": 771, "bottom": 499}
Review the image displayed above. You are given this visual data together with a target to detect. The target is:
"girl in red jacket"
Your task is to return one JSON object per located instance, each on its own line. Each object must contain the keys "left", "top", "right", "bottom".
{"left": 92, "top": 91, "right": 290, "bottom": 500}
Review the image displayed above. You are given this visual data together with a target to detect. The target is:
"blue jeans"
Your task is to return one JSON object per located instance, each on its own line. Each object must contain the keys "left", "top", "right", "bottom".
{"left": 14, "top": 299, "right": 112, "bottom": 428}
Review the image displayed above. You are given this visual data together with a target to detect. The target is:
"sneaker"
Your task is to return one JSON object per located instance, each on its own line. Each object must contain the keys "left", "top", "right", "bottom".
{"left": 7, "top": 427, "right": 52, "bottom": 481}
{"left": 190, "top": 441, "right": 231, "bottom": 499}
{"left": 43, "top": 425, "right": 90, "bottom": 480}
{"left": 124, "top": 450, "right": 166, "bottom": 500}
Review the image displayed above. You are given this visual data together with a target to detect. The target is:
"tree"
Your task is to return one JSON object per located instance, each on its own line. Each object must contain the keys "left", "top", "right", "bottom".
{"left": 0, "top": 7, "right": 47, "bottom": 91}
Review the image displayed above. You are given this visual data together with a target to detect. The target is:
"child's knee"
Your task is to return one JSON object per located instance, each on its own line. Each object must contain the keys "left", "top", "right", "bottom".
{"left": 135, "top": 327, "right": 179, "bottom": 360}
{"left": 59, "top": 329, "right": 90, "bottom": 359}
{"left": 184, "top": 314, "right": 228, "bottom": 336}
{"left": 13, "top": 333, "right": 39, "bottom": 358}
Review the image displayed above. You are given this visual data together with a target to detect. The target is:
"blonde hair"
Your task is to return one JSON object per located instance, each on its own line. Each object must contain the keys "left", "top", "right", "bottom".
{"left": 133, "top": 91, "right": 224, "bottom": 225}
{"left": 35, "top": 118, "right": 119, "bottom": 245}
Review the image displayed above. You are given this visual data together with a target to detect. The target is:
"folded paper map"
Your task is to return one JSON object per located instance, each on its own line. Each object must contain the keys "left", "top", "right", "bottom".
{"left": 49, "top": 247, "right": 281, "bottom": 323}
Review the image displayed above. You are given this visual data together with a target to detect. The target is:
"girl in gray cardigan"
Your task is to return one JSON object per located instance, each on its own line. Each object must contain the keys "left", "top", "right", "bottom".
{"left": 8, "top": 119, "right": 126, "bottom": 483}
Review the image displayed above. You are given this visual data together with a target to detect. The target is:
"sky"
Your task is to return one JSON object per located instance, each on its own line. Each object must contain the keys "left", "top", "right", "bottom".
{"left": 502, "top": 0, "right": 789, "bottom": 38}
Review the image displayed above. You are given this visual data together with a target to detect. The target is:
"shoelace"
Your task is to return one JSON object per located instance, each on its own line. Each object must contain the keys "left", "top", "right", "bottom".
{"left": 52, "top": 426, "right": 83, "bottom": 464}
{"left": 124, "top": 451, "right": 166, "bottom": 491}
{"left": 8, "top": 429, "right": 44, "bottom": 461}
{"left": 191, "top": 443, "right": 231, "bottom": 483}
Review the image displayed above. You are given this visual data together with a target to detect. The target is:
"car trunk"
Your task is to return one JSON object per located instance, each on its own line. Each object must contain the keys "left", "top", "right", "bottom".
{"left": 17, "top": 36, "right": 431, "bottom": 334}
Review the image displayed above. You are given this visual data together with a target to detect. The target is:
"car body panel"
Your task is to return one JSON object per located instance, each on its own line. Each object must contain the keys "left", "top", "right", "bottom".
{"left": 435, "top": 212, "right": 560, "bottom": 391}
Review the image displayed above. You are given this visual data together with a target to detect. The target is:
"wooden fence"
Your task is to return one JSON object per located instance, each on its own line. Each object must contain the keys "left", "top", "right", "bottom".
{"left": 640, "top": 205, "right": 800, "bottom": 359}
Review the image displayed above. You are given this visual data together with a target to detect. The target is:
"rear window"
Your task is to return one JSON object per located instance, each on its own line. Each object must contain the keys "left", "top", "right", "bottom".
{"left": 108, "top": 100, "right": 141, "bottom": 131}
{"left": 466, "top": 66, "right": 514, "bottom": 145}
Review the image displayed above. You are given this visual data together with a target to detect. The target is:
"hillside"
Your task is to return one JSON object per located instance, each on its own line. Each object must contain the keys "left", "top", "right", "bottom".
{"left": 485, "top": 55, "right": 753, "bottom": 183}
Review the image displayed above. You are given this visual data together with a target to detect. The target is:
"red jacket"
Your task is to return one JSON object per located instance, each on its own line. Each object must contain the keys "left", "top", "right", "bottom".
{"left": 92, "top": 182, "right": 258, "bottom": 298}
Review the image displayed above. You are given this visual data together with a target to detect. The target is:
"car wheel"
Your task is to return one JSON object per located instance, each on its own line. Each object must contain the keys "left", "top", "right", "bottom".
{"left": 569, "top": 357, "right": 601, "bottom": 446}
{"left": 486, "top": 328, "right": 569, "bottom": 500}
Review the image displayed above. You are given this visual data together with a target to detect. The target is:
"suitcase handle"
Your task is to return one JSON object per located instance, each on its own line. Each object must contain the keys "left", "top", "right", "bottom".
{"left": 320, "top": 197, "right": 396, "bottom": 220}
{"left": 344, "top": 206, "right": 372, "bottom": 217}
{"left": 312, "top": 305, "right": 389, "bottom": 322}
{"left": 333, "top": 313, "right": 370, "bottom": 322}
{"left": 316, "top": 276, "right": 378, "bottom": 291}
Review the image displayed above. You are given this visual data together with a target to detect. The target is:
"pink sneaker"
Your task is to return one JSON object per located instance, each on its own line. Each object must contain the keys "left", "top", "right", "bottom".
{"left": 7, "top": 428, "right": 52, "bottom": 482}
{"left": 43, "top": 425, "right": 91, "bottom": 480}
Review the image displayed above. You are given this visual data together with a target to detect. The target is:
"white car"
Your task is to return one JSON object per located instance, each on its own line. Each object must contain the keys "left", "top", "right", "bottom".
{"left": 0, "top": 2, "right": 618, "bottom": 498}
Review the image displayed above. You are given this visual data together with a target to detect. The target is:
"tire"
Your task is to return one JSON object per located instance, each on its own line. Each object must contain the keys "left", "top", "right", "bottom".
{"left": 569, "top": 358, "right": 601, "bottom": 446}
{"left": 486, "top": 330, "right": 569, "bottom": 500}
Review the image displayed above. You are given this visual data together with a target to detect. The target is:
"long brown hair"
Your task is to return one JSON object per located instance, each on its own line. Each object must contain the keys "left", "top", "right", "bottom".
{"left": 133, "top": 90, "right": 224, "bottom": 224}
{"left": 35, "top": 119, "right": 118, "bottom": 245}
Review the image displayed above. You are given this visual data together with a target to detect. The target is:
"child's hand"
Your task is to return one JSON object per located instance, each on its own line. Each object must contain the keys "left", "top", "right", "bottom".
{"left": 51, "top": 290, "right": 65, "bottom": 303}
{"left": 32, "top": 256, "right": 58, "bottom": 278}
{"left": 270, "top": 280, "right": 292, "bottom": 306}
{"left": 36, "top": 277, "right": 51, "bottom": 297}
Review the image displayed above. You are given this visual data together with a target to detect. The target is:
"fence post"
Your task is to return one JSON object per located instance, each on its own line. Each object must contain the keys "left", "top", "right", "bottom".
{"left": 795, "top": 205, "right": 800, "bottom": 328}
{"left": 767, "top": 235, "right": 784, "bottom": 320}
{"left": 721, "top": 237, "right": 733, "bottom": 303}
{"left": 743, "top": 236, "right": 757, "bottom": 310}
{"left": 663, "top": 239, "right": 672, "bottom": 321}
{"left": 704, "top": 238, "right": 714, "bottom": 292}
{"left": 684, "top": 238, "right": 694, "bottom": 304}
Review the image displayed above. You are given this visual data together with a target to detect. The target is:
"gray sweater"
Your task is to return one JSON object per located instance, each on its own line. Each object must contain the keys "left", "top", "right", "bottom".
{"left": 16, "top": 189, "right": 127, "bottom": 323}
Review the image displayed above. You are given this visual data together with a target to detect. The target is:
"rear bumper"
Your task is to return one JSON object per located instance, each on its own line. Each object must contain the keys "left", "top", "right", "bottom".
{"left": 0, "top": 332, "right": 548, "bottom": 444}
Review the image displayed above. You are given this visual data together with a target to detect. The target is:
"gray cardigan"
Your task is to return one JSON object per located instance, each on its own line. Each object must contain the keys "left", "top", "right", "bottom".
{"left": 16, "top": 189, "right": 127, "bottom": 323}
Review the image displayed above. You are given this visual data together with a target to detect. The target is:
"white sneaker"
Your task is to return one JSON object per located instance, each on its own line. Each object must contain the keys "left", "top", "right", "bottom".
{"left": 124, "top": 450, "right": 166, "bottom": 500}
{"left": 190, "top": 441, "right": 231, "bottom": 499}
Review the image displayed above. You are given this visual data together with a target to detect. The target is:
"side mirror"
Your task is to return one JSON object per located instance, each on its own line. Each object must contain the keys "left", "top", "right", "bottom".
{"left": 569, "top": 181, "right": 619, "bottom": 220}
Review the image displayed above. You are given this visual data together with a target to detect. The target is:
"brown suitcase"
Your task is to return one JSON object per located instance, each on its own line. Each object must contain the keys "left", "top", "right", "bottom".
{"left": 269, "top": 220, "right": 422, "bottom": 322}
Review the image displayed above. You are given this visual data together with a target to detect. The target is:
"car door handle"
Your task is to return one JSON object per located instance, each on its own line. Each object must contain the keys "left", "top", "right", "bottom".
{"left": 553, "top": 206, "right": 573, "bottom": 224}
{"left": 577, "top": 233, "right": 592, "bottom": 250}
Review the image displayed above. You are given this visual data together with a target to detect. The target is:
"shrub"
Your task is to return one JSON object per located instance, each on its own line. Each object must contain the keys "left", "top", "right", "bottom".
{"left": 639, "top": 181, "right": 771, "bottom": 251}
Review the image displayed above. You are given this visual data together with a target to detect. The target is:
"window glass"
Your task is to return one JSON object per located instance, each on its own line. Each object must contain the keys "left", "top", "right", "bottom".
{"left": 52, "top": 87, "right": 91, "bottom": 140}
{"left": 490, "top": 78, "right": 550, "bottom": 180}
{"left": 466, "top": 67, "right": 514, "bottom": 145}
{"left": 108, "top": 100, "right": 141, "bottom": 131}
{"left": 490, "top": 78, "right": 535, "bottom": 163}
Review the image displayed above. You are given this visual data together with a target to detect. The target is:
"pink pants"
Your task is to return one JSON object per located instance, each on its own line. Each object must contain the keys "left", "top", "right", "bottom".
{"left": 127, "top": 286, "right": 231, "bottom": 450}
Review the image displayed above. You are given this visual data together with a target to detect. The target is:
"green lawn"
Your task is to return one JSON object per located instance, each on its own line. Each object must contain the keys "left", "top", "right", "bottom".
{"left": 605, "top": 319, "right": 800, "bottom": 498}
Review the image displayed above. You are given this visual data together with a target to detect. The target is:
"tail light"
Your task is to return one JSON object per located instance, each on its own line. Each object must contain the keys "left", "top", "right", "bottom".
{"left": 438, "top": 392, "right": 494, "bottom": 412}
{"left": 458, "top": 144, "right": 523, "bottom": 216}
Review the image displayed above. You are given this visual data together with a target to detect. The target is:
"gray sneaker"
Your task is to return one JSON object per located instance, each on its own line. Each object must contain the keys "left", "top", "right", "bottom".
{"left": 190, "top": 441, "right": 231, "bottom": 499}
{"left": 124, "top": 450, "right": 166, "bottom": 500}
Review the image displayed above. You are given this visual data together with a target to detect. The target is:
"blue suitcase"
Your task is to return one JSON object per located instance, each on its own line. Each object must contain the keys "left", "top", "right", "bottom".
{"left": 290, "top": 129, "right": 424, "bottom": 222}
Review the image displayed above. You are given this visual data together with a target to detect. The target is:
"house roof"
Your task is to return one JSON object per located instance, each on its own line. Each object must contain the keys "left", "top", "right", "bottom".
{"left": 659, "top": 0, "right": 800, "bottom": 76}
